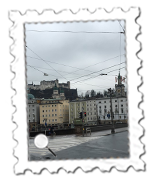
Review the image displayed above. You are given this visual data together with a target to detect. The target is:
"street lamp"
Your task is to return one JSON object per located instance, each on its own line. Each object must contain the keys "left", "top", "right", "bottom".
{"left": 108, "top": 88, "right": 115, "bottom": 134}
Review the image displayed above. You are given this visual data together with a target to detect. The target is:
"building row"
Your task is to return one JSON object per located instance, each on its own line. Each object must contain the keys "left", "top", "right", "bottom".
{"left": 28, "top": 95, "right": 128, "bottom": 130}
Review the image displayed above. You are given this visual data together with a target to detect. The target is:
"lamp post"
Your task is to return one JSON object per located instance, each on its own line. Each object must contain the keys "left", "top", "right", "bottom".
{"left": 108, "top": 88, "right": 115, "bottom": 134}
{"left": 43, "top": 119, "right": 47, "bottom": 135}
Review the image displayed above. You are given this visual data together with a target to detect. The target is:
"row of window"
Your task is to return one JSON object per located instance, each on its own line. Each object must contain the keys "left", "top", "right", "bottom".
{"left": 29, "top": 109, "right": 35, "bottom": 112}
{"left": 42, "top": 105, "right": 68, "bottom": 107}
{"left": 29, "top": 114, "right": 35, "bottom": 117}
{"left": 43, "top": 114, "right": 57, "bottom": 117}
{"left": 99, "top": 108, "right": 124, "bottom": 114}
{"left": 43, "top": 119, "right": 58, "bottom": 122}
{"left": 100, "top": 115, "right": 126, "bottom": 119}
{"left": 99, "top": 100, "right": 124, "bottom": 103}
{"left": 87, "top": 108, "right": 96, "bottom": 111}
{"left": 87, "top": 104, "right": 96, "bottom": 106}
{"left": 42, "top": 109, "right": 67, "bottom": 112}
{"left": 42, "top": 114, "right": 68, "bottom": 117}
{"left": 29, "top": 105, "right": 35, "bottom": 107}
{"left": 88, "top": 117, "right": 97, "bottom": 120}
{"left": 99, "top": 104, "right": 124, "bottom": 109}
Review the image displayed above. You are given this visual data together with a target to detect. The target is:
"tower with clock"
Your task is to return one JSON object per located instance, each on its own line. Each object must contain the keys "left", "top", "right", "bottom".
{"left": 115, "top": 72, "right": 126, "bottom": 97}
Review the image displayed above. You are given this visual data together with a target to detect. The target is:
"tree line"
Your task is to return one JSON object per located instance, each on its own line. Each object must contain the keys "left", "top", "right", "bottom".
{"left": 78, "top": 89, "right": 115, "bottom": 99}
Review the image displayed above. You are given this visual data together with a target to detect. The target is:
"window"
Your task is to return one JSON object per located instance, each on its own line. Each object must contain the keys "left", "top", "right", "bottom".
{"left": 42, "top": 110, "right": 44, "bottom": 112}
{"left": 87, "top": 108, "right": 89, "bottom": 111}
{"left": 55, "top": 114, "right": 57, "bottom": 116}
{"left": 55, "top": 119, "right": 57, "bottom": 121}
{"left": 49, "top": 114, "right": 50, "bottom": 117}
{"left": 46, "top": 110, "right": 47, "bottom": 112}
{"left": 88, "top": 117, "right": 89, "bottom": 120}
{"left": 52, "top": 109, "right": 54, "bottom": 112}
{"left": 52, "top": 114, "right": 54, "bottom": 117}
{"left": 104, "top": 101, "right": 106, "bottom": 103}
{"left": 121, "top": 108, "right": 124, "bottom": 113}
{"left": 115, "top": 105, "right": 117, "bottom": 107}
{"left": 52, "top": 119, "right": 54, "bottom": 122}
{"left": 55, "top": 105, "right": 56, "bottom": 107}
{"left": 46, "top": 115, "right": 47, "bottom": 117}
{"left": 52, "top": 105, "right": 53, "bottom": 107}
{"left": 48, "top": 105, "right": 50, "bottom": 107}
{"left": 55, "top": 109, "right": 57, "bottom": 111}
{"left": 42, "top": 106, "right": 44, "bottom": 107}
{"left": 104, "top": 106, "right": 106, "bottom": 108}
{"left": 49, "top": 110, "right": 50, "bottom": 112}
{"left": 43, "top": 115, "right": 44, "bottom": 117}
{"left": 32, "top": 105, "right": 34, "bottom": 107}
{"left": 121, "top": 100, "right": 123, "bottom": 102}
{"left": 46, "top": 105, "right": 47, "bottom": 107}
{"left": 115, "top": 100, "right": 117, "bottom": 102}
{"left": 121, "top": 104, "right": 123, "bottom": 107}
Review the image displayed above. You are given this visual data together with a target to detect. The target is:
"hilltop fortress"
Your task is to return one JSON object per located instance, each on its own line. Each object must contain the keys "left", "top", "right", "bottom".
{"left": 28, "top": 79, "right": 70, "bottom": 90}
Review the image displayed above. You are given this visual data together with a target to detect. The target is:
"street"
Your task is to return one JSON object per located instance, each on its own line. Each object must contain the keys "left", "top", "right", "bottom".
{"left": 29, "top": 127, "right": 129, "bottom": 160}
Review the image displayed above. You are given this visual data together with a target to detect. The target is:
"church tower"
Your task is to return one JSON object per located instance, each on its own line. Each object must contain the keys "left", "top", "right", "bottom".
{"left": 52, "top": 83, "right": 59, "bottom": 99}
{"left": 115, "top": 72, "right": 125, "bottom": 97}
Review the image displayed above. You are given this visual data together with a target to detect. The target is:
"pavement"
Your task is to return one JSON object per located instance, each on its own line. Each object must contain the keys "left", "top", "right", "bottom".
{"left": 29, "top": 127, "right": 129, "bottom": 160}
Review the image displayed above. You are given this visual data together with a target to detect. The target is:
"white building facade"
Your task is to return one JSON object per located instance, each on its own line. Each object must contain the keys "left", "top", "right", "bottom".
{"left": 28, "top": 99, "right": 40, "bottom": 123}
{"left": 86, "top": 99, "right": 97, "bottom": 122}
{"left": 96, "top": 97, "right": 128, "bottom": 122}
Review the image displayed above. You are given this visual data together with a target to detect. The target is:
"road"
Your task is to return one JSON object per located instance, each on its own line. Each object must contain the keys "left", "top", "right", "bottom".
{"left": 29, "top": 127, "right": 129, "bottom": 160}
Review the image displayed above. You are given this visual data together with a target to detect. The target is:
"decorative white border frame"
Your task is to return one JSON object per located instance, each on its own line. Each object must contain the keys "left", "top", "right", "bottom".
{"left": 9, "top": 8, "right": 144, "bottom": 174}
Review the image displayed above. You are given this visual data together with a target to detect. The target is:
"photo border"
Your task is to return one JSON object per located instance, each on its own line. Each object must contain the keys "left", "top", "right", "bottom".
{"left": 5, "top": 2, "right": 149, "bottom": 179}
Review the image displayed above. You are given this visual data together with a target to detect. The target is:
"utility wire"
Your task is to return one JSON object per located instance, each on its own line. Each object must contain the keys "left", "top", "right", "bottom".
{"left": 72, "top": 66, "right": 125, "bottom": 84}
{"left": 27, "top": 30, "right": 124, "bottom": 34}
{"left": 27, "top": 64, "right": 81, "bottom": 76}
{"left": 26, "top": 45, "right": 70, "bottom": 81}
{"left": 64, "top": 54, "right": 125, "bottom": 76}
{"left": 28, "top": 65, "right": 67, "bottom": 79}
{"left": 27, "top": 65, "right": 45, "bottom": 74}
{"left": 27, "top": 54, "right": 125, "bottom": 74}
{"left": 27, "top": 56, "right": 90, "bottom": 71}
{"left": 69, "top": 61, "right": 125, "bottom": 81}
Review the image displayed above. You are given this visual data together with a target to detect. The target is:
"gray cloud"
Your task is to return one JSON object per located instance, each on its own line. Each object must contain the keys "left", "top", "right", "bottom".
{"left": 25, "top": 20, "right": 127, "bottom": 95}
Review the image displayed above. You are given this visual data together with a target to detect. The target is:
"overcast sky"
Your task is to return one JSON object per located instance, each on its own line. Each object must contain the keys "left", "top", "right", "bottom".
{"left": 25, "top": 21, "right": 127, "bottom": 95}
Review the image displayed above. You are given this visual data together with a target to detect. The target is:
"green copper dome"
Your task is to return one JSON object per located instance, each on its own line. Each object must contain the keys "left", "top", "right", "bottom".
{"left": 53, "top": 83, "right": 58, "bottom": 90}
{"left": 28, "top": 94, "right": 35, "bottom": 100}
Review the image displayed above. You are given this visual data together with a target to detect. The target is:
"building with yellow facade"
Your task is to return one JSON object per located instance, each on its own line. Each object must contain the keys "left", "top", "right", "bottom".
{"left": 39, "top": 99, "right": 69, "bottom": 125}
